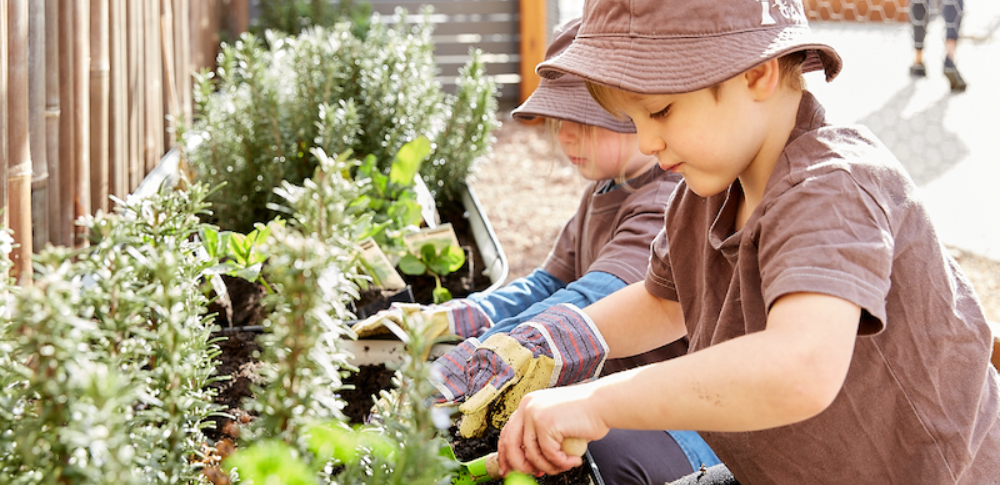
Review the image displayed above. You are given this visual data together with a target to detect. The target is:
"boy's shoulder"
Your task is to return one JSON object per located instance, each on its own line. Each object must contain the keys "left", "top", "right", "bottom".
{"left": 771, "top": 92, "right": 913, "bottom": 201}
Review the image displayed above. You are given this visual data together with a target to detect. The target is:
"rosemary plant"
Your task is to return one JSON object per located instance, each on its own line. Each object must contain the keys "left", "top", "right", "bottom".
{"left": 0, "top": 184, "right": 224, "bottom": 483}
{"left": 184, "top": 7, "right": 498, "bottom": 233}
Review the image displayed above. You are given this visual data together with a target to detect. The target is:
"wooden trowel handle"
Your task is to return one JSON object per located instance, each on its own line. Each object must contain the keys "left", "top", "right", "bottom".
{"left": 483, "top": 437, "right": 588, "bottom": 479}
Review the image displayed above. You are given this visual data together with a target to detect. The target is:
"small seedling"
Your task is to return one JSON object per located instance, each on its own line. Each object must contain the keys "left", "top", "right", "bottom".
{"left": 398, "top": 242, "right": 466, "bottom": 304}
{"left": 201, "top": 219, "right": 284, "bottom": 293}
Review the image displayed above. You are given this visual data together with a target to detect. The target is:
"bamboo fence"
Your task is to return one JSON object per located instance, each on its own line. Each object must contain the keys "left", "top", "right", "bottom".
{"left": 2, "top": 0, "right": 545, "bottom": 279}
{"left": 0, "top": 0, "right": 243, "bottom": 274}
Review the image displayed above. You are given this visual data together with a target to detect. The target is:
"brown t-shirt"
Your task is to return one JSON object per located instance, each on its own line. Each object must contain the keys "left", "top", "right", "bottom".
{"left": 645, "top": 92, "right": 1000, "bottom": 484}
{"left": 543, "top": 165, "right": 688, "bottom": 375}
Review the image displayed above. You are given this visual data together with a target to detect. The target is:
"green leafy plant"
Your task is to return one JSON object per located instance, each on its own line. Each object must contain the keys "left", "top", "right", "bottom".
{"left": 354, "top": 136, "right": 432, "bottom": 257}
{"left": 399, "top": 243, "right": 467, "bottom": 304}
{"left": 201, "top": 219, "right": 284, "bottom": 293}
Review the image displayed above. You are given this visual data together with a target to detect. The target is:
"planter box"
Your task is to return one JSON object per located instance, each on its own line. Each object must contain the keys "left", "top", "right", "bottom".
{"left": 138, "top": 148, "right": 509, "bottom": 364}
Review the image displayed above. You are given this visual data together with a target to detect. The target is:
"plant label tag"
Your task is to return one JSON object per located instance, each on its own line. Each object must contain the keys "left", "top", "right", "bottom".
{"left": 403, "top": 223, "right": 461, "bottom": 255}
{"left": 359, "top": 238, "right": 408, "bottom": 290}
{"left": 413, "top": 175, "right": 440, "bottom": 228}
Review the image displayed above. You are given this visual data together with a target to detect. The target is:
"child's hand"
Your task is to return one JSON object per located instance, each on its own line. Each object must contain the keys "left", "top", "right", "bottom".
{"left": 496, "top": 385, "right": 607, "bottom": 477}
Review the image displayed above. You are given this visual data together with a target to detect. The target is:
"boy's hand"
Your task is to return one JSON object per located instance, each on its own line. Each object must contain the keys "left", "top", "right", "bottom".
{"left": 430, "top": 304, "right": 609, "bottom": 437}
{"left": 497, "top": 385, "right": 606, "bottom": 477}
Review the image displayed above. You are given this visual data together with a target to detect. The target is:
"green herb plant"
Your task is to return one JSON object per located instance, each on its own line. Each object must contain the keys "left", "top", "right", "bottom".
{"left": 185, "top": 8, "right": 497, "bottom": 233}
{"left": 399, "top": 243, "right": 467, "bottom": 304}
{"left": 0, "top": 183, "right": 224, "bottom": 483}
{"left": 354, "top": 136, "right": 432, "bottom": 258}
{"left": 201, "top": 219, "right": 284, "bottom": 294}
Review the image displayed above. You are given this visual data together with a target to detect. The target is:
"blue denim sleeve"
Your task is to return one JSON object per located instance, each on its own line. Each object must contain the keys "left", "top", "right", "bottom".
{"left": 479, "top": 270, "right": 627, "bottom": 338}
{"left": 466, "top": 268, "right": 568, "bottom": 323}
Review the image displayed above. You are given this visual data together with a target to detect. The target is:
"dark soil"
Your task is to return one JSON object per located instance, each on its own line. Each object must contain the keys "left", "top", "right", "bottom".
{"left": 340, "top": 364, "right": 397, "bottom": 424}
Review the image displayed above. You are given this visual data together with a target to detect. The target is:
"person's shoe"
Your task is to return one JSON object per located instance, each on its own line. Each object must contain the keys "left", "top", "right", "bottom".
{"left": 909, "top": 62, "right": 926, "bottom": 77}
{"left": 943, "top": 57, "right": 967, "bottom": 92}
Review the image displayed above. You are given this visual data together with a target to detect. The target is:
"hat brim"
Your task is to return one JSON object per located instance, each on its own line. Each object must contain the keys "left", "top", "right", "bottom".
{"left": 512, "top": 79, "right": 636, "bottom": 133}
{"left": 538, "top": 25, "right": 842, "bottom": 95}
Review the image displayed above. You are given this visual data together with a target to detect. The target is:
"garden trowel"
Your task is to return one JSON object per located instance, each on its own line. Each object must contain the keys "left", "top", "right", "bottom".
{"left": 447, "top": 437, "right": 588, "bottom": 485}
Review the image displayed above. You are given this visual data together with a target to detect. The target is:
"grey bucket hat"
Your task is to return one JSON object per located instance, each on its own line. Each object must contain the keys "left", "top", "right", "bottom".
{"left": 512, "top": 17, "right": 636, "bottom": 133}
{"left": 537, "top": 0, "right": 843, "bottom": 95}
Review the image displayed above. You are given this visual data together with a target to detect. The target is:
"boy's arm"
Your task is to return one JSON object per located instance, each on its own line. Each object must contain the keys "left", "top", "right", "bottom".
{"left": 583, "top": 281, "right": 688, "bottom": 358}
{"left": 498, "top": 292, "right": 860, "bottom": 476}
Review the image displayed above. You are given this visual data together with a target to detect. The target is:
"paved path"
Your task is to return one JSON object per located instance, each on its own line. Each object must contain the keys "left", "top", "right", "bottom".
{"left": 559, "top": 0, "right": 1000, "bottom": 260}
{"left": 807, "top": 0, "right": 1000, "bottom": 260}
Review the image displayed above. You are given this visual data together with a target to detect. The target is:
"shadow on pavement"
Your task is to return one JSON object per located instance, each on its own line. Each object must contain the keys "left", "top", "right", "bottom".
{"left": 857, "top": 81, "right": 969, "bottom": 186}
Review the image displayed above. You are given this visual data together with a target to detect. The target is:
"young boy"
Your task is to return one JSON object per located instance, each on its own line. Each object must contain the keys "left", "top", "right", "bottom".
{"left": 440, "top": 0, "right": 999, "bottom": 482}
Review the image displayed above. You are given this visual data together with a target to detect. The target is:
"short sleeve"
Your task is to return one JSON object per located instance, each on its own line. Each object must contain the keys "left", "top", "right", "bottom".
{"left": 757, "top": 170, "right": 892, "bottom": 334}
{"left": 644, "top": 226, "right": 678, "bottom": 301}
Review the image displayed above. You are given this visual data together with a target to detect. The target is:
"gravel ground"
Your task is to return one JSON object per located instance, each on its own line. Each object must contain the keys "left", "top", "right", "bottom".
{"left": 469, "top": 118, "right": 1000, "bottom": 324}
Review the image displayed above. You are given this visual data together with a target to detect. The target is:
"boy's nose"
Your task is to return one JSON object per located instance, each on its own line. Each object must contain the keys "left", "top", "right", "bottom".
{"left": 636, "top": 127, "right": 665, "bottom": 156}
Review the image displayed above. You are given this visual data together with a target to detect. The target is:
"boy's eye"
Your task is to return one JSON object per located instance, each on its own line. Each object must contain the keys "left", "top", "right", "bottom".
{"left": 650, "top": 105, "right": 670, "bottom": 119}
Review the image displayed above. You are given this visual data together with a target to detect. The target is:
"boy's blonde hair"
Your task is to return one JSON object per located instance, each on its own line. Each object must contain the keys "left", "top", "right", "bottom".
{"left": 586, "top": 51, "right": 808, "bottom": 120}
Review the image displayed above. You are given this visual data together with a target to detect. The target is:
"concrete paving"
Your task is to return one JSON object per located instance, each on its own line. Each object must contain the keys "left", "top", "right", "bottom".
{"left": 559, "top": 0, "right": 1000, "bottom": 260}
{"left": 806, "top": 0, "right": 1000, "bottom": 260}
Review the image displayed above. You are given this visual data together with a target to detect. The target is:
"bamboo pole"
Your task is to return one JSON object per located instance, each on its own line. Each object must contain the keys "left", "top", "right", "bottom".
{"left": 90, "top": 0, "right": 109, "bottom": 214}
{"left": 161, "top": 0, "right": 178, "bottom": 152}
{"left": 144, "top": 0, "right": 163, "bottom": 174}
{"left": 44, "top": 0, "right": 60, "bottom": 246}
{"left": 174, "top": 0, "right": 191, "bottom": 128}
{"left": 29, "top": 0, "right": 48, "bottom": 251}
{"left": 71, "top": 0, "right": 89, "bottom": 246}
{"left": 0, "top": 0, "right": 8, "bottom": 231}
{"left": 57, "top": 0, "right": 74, "bottom": 247}
{"left": 127, "top": 0, "right": 142, "bottom": 190}
{"left": 109, "top": 0, "right": 126, "bottom": 200}
{"left": 8, "top": 0, "right": 33, "bottom": 282}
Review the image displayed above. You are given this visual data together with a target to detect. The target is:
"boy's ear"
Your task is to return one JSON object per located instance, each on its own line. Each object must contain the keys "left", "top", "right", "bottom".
{"left": 743, "top": 58, "right": 781, "bottom": 101}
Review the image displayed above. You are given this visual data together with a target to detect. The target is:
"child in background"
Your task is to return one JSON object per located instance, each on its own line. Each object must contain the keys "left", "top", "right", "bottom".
{"left": 359, "top": 17, "right": 720, "bottom": 483}
{"left": 434, "top": 0, "right": 999, "bottom": 483}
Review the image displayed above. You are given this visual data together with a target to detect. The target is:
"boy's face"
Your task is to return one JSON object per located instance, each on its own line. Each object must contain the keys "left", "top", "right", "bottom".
{"left": 617, "top": 77, "right": 771, "bottom": 198}
{"left": 556, "top": 120, "right": 655, "bottom": 182}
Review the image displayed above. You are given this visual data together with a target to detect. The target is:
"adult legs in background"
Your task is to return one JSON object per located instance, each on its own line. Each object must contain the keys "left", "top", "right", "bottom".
{"left": 910, "top": 0, "right": 967, "bottom": 91}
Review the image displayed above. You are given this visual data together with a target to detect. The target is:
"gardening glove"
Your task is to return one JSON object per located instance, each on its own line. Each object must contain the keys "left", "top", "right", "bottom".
{"left": 432, "top": 304, "right": 609, "bottom": 438}
{"left": 351, "top": 300, "right": 493, "bottom": 341}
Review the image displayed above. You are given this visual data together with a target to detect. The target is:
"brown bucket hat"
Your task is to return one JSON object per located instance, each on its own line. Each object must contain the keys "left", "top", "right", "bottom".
{"left": 537, "top": 0, "right": 843, "bottom": 95}
{"left": 512, "top": 17, "right": 636, "bottom": 133}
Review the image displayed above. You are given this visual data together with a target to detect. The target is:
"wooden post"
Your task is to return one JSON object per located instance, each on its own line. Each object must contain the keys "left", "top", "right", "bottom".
{"left": 29, "top": 0, "right": 49, "bottom": 251}
{"left": 57, "top": 0, "right": 75, "bottom": 247}
{"left": 227, "top": 0, "right": 249, "bottom": 39}
{"left": 518, "top": 0, "right": 546, "bottom": 104}
{"left": 90, "top": 0, "right": 110, "bottom": 214}
{"left": 44, "top": 0, "right": 60, "bottom": 247}
{"left": 109, "top": 0, "right": 126, "bottom": 200}
{"left": 8, "top": 0, "right": 33, "bottom": 281}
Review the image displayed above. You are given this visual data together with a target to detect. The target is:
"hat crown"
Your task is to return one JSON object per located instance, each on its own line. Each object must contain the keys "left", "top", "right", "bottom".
{"left": 580, "top": 0, "right": 809, "bottom": 39}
